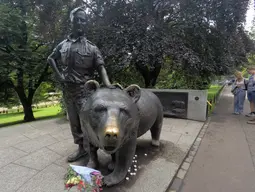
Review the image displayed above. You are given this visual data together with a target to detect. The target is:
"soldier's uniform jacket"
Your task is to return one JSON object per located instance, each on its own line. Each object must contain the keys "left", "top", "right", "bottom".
{"left": 51, "top": 35, "right": 105, "bottom": 107}
{"left": 52, "top": 35, "right": 104, "bottom": 84}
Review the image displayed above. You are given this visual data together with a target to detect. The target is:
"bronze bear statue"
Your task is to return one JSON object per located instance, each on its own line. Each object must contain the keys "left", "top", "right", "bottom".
{"left": 80, "top": 80, "right": 163, "bottom": 186}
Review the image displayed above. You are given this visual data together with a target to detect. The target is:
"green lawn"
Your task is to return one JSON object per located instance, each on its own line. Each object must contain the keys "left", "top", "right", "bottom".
{"left": 0, "top": 105, "right": 62, "bottom": 127}
{"left": 207, "top": 84, "right": 224, "bottom": 113}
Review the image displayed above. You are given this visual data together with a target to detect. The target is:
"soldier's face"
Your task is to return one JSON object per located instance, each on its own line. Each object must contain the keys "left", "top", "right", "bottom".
{"left": 72, "top": 11, "right": 86, "bottom": 35}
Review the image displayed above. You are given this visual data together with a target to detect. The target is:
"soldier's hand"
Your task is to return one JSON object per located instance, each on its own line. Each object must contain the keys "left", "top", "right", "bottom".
{"left": 107, "top": 84, "right": 117, "bottom": 89}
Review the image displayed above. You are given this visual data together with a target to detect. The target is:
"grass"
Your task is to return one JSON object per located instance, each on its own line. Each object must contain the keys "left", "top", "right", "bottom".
{"left": 208, "top": 85, "right": 222, "bottom": 100}
{"left": 207, "top": 84, "right": 224, "bottom": 114}
{"left": 0, "top": 105, "right": 63, "bottom": 128}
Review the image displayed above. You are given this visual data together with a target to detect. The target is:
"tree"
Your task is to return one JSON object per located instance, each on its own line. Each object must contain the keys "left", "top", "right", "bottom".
{"left": 83, "top": 0, "right": 254, "bottom": 89}
{"left": 0, "top": 0, "right": 83, "bottom": 121}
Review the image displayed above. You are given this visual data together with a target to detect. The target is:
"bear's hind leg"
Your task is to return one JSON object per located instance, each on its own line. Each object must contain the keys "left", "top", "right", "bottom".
{"left": 150, "top": 113, "right": 163, "bottom": 147}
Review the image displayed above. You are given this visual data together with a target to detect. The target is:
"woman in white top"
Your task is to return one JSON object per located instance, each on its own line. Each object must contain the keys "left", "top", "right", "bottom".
{"left": 231, "top": 71, "right": 247, "bottom": 115}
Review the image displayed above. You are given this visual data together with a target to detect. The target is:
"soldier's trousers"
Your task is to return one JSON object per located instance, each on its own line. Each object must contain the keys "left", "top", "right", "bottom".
{"left": 63, "top": 84, "right": 90, "bottom": 145}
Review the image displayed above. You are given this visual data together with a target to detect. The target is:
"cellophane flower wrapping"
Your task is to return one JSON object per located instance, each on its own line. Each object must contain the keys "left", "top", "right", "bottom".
{"left": 64, "top": 164, "right": 103, "bottom": 192}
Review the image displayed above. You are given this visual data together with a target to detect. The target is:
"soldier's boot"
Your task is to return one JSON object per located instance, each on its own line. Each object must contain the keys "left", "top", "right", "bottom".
{"left": 67, "top": 144, "right": 87, "bottom": 162}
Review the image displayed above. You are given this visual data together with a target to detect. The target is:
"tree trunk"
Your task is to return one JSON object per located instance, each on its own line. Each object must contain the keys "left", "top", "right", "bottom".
{"left": 14, "top": 86, "right": 35, "bottom": 122}
{"left": 23, "top": 102, "right": 35, "bottom": 122}
{"left": 135, "top": 63, "right": 150, "bottom": 88}
{"left": 149, "top": 65, "right": 161, "bottom": 87}
{"left": 135, "top": 63, "right": 161, "bottom": 88}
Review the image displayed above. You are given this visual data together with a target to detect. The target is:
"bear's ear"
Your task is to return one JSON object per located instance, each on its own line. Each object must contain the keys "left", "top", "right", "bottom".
{"left": 85, "top": 80, "right": 100, "bottom": 92}
{"left": 124, "top": 84, "right": 141, "bottom": 103}
{"left": 113, "top": 83, "right": 124, "bottom": 90}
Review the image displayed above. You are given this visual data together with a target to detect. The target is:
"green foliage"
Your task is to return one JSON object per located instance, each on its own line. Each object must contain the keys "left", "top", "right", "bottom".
{"left": 208, "top": 85, "right": 223, "bottom": 100}
{"left": 33, "top": 82, "right": 56, "bottom": 104}
{"left": 156, "top": 63, "right": 211, "bottom": 90}
{"left": 83, "top": 0, "right": 254, "bottom": 89}
{"left": 0, "top": 0, "right": 83, "bottom": 121}
{"left": 111, "top": 65, "right": 144, "bottom": 88}
{"left": 0, "top": 84, "right": 20, "bottom": 107}
{"left": 207, "top": 84, "right": 224, "bottom": 114}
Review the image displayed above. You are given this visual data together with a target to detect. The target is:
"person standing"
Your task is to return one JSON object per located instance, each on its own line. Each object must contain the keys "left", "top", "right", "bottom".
{"left": 246, "top": 66, "right": 255, "bottom": 123}
{"left": 231, "top": 71, "right": 247, "bottom": 115}
{"left": 47, "top": 7, "right": 111, "bottom": 162}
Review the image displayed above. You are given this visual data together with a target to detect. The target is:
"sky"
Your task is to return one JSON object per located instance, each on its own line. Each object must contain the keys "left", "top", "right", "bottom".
{"left": 245, "top": 0, "right": 255, "bottom": 31}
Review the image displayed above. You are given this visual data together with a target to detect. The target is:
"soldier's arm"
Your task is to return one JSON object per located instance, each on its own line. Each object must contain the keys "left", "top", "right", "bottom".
{"left": 47, "top": 43, "right": 64, "bottom": 81}
{"left": 94, "top": 46, "right": 111, "bottom": 87}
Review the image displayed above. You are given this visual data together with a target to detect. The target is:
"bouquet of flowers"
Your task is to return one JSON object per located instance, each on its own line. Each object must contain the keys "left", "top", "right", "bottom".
{"left": 64, "top": 165, "right": 103, "bottom": 192}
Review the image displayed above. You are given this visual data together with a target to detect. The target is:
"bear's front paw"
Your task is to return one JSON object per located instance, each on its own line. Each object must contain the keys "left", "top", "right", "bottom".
{"left": 151, "top": 139, "right": 160, "bottom": 147}
{"left": 103, "top": 173, "right": 125, "bottom": 187}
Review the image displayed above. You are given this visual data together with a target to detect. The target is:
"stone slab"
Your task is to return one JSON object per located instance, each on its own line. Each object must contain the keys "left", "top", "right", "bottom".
{"left": 186, "top": 90, "right": 208, "bottom": 121}
{"left": 171, "top": 121, "right": 204, "bottom": 136}
{"left": 14, "top": 134, "right": 58, "bottom": 153}
{"left": 177, "top": 135, "right": 197, "bottom": 152}
{"left": 146, "top": 89, "right": 208, "bottom": 121}
{"left": 151, "top": 91, "right": 189, "bottom": 119}
{"left": 28, "top": 118, "right": 63, "bottom": 130}
{"left": 50, "top": 129, "right": 73, "bottom": 141}
{"left": 139, "top": 129, "right": 182, "bottom": 144}
{"left": 102, "top": 139, "right": 185, "bottom": 192}
{"left": 0, "top": 134, "right": 29, "bottom": 149}
{"left": 54, "top": 155, "right": 86, "bottom": 169}
{"left": 169, "top": 177, "right": 183, "bottom": 191}
{"left": 121, "top": 159, "right": 178, "bottom": 192}
{"left": 14, "top": 147, "right": 61, "bottom": 170}
{"left": 21, "top": 124, "right": 63, "bottom": 139}
{"left": 54, "top": 138, "right": 196, "bottom": 192}
{"left": 0, "top": 117, "right": 204, "bottom": 192}
{"left": 0, "top": 164, "right": 37, "bottom": 192}
{"left": 22, "top": 128, "right": 49, "bottom": 139}
{"left": 0, "top": 147, "right": 27, "bottom": 168}
{"left": 47, "top": 138, "right": 77, "bottom": 157}
{"left": 0, "top": 124, "right": 34, "bottom": 138}
{"left": 176, "top": 169, "right": 187, "bottom": 179}
{"left": 17, "top": 164, "right": 66, "bottom": 192}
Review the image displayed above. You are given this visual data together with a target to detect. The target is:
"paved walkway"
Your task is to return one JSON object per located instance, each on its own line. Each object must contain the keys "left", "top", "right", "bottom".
{"left": 180, "top": 86, "right": 255, "bottom": 192}
{"left": 0, "top": 113, "right": 203, "bottom": 191}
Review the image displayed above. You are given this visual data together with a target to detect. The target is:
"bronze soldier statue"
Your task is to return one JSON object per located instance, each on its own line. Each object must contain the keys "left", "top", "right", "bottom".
{"left": 47, "top": 7, "right": 111, "bottom": 162}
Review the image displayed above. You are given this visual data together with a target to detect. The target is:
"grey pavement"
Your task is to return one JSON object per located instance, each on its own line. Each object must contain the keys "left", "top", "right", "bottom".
{"left": 0, "top": 114, "right": 204, "bottom": 191}
{"left": 180, "top": 86, "right": 255, "bottom": 192}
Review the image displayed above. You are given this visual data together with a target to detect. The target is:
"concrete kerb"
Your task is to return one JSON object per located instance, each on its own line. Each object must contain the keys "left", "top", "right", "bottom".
{"left": 166, "top": 118, "right": 211, "bottom": 192}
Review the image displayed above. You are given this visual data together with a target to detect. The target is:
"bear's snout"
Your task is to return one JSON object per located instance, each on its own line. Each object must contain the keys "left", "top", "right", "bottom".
{"left": 103, "top": 114, "right": 120, "bottom": 153}
{"left": 105, "top": 127, "right": 118, "bottom": 140}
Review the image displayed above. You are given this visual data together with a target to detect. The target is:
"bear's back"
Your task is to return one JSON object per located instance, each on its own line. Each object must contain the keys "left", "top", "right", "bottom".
{"left": 136, "top": 89, "right": 163, "bottom": 137}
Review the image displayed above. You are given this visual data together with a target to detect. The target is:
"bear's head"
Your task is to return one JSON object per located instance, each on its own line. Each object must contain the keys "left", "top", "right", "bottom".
{"left": 80, "top": 80, "right": 141, "bottom": 154}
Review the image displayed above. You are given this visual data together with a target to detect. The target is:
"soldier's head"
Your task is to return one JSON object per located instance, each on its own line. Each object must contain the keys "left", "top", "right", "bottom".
{"left": 70, "top": 7, "right": 87, "bottom": 36}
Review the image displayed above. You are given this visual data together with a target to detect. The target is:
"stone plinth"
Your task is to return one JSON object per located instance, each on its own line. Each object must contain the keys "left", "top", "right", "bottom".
{"left": 146, "top": 89, "right": 208, "bottom": 121}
